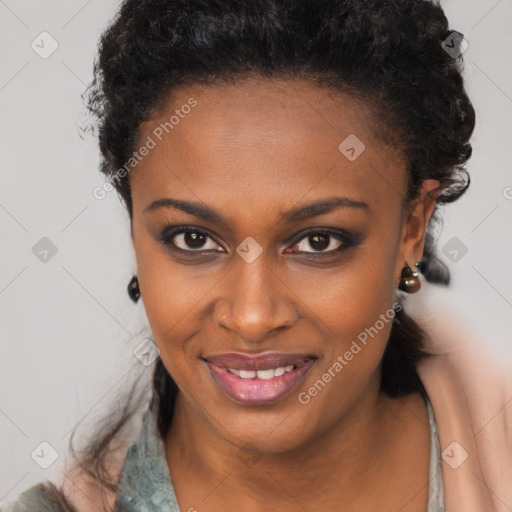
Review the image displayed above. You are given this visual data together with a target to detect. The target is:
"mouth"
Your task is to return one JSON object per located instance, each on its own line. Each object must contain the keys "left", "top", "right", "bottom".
{"left": 203, "top": 352, "right": 317, "bottom": 405}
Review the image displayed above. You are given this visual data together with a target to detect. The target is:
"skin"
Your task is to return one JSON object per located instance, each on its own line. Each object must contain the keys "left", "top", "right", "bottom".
{"left": 129, "top": 77, "right": 440, "bottom": 511}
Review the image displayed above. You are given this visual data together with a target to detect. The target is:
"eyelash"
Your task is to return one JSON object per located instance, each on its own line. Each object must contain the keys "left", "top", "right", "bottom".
{"left": 158, "top": 225, "right": 361, "bottom": 257}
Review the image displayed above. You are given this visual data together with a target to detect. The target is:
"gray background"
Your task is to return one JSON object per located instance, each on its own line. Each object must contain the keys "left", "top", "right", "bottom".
{"left": 1, "top": 0, "right": 511, "bottom": 504}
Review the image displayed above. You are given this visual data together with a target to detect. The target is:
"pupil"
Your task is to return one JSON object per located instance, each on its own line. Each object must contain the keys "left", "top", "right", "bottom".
{"left": 310, "top": 234, "right": 329, "bottom": 251}
{"left": 185, "top": 232, "right": 206, "bottom": 249}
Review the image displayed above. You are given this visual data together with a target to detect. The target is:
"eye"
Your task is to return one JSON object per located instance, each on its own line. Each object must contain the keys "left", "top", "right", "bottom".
{"left": 285, "top": 229, "right": 353, "bottom": 255}
{"left": 159, "top": 225, "right": 360, "bottom": 256}
{"left": 160, "top": 226, "right": 224, "bottom": 252}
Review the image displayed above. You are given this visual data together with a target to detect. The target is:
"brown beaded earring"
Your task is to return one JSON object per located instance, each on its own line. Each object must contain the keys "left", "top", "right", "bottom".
{"left": 127, "top": 275, "right": 141, "bottom": 303}
{"left": 398, "top": 263, "right": 422, "bottom": 293}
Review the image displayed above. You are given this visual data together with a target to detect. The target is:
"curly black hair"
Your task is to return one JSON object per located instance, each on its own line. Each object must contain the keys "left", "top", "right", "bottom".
{"left": 88, "top": 0, "right": 473, "bottom": 212}
{"left": 86, "top": 0, "right": 474, "bottom": 392}
{"left": 24, "top": 1, "right": 476, "bottom": 510}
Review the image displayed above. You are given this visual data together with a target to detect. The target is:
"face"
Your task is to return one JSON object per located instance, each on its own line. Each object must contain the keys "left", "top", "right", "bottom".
{"left": 129, "top": 77, "right": 437, "bottom": 453}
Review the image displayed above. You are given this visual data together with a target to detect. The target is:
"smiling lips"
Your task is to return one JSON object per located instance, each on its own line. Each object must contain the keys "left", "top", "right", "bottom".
{"left": 204, "top": 352, "right": 317, "bottom": 404}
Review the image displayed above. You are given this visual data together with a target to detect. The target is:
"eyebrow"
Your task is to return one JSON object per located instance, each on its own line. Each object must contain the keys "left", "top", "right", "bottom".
{"left": 143, "top": 196, "right": 369, "bottom": 224}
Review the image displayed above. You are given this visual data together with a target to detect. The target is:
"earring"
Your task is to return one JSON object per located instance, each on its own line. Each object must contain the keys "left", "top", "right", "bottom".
{"left": 398, "top": 263, "right": 421, "bottom": 293}
{"left": 127, "top": 275, "right": 141, "bottom": 303}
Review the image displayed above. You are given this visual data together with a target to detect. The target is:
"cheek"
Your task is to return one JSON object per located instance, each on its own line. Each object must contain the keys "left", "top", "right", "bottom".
{"left": 289, "top": 255, "right": 400, "bottom": 436}
{"left": 132, "top": 226, "right": 206, "bottom": 368}
{"left": 291, "top": 223, "right": 400, "bottom": 340}
{"left": 290, "top": 227, "right": 401, "bottom": 385}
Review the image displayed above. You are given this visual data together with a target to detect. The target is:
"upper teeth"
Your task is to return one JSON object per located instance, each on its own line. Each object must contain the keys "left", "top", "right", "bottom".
{"left": 228, "top": 366, "right": 295, "bottom": 379}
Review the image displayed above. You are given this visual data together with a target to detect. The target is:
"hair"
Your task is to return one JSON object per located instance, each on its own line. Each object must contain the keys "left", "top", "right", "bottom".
{"left": 33, "top": 1, "right": 475, "bottom": 510}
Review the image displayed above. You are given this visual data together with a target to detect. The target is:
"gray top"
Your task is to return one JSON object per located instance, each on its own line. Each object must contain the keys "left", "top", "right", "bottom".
{"left": 1, "top": 393, "right": 444, "bottom": 511}
{"left": 426, "top": 392, "right": 446, "bottom": 512}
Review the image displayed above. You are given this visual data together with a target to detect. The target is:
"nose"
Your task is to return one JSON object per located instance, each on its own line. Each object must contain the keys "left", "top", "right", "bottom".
{"left": 213, "top": 254, "right": 299, "bottom": 344}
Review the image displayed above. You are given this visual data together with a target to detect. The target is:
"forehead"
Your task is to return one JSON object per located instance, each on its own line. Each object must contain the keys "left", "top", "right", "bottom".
{"left": 130, "top": 78, "right": 407, "bottom": 220}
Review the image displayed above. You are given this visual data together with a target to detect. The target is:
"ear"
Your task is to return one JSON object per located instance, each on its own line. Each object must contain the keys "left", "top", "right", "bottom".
{"left": 395, "top": 179, "right": 440, "bottom": 286}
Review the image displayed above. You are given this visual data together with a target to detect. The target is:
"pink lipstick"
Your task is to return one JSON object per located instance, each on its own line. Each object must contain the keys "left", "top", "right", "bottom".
{"left": 203, "top": 352, "right": 317, "bottom": 405}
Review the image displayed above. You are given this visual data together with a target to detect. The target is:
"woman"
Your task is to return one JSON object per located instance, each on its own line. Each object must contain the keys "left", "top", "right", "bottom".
{"left": 2, "top": 0, "right": 509, "bottom": 511}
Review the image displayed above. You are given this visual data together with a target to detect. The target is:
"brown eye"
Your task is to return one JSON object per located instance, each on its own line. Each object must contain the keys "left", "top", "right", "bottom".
{"left": 287, "top": 231, "right": 345, "bottom": 254}
{"left": 183, "top": 231, "right": 207, "bottom": 249}
{"left": 303, "top": 234, "right": 331, "bottom": 252}
{"left": 160, "top": 227, "right": 224, "bottom": 252}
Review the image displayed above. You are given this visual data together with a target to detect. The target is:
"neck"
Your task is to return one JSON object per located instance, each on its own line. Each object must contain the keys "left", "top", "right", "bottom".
{"left": 164, "top": 377, "right": 426, "bottom": 509}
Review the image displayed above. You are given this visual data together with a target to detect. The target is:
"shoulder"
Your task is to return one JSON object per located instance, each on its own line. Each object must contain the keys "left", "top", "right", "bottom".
{"left": 408, "top": 282, "right": 511, "bottom": 397}
{"left": 407, "top": 282, "right": 512, "bottom": 510}
{"left": 0, "top": 482, "right": 66, "bottom": 512}
{"left": 1, "top": 410, "right": 147, "bottom": 512}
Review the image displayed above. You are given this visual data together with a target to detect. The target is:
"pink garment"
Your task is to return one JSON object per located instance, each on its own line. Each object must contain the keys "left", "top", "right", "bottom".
{"left": 409, "top": 282, "right": 512, "bottom": 512}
